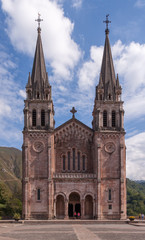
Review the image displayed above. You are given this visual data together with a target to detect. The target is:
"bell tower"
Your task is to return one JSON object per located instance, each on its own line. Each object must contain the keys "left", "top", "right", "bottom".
{"left": 22, "top": 15, "right": 55, "bottom": 219}
{"left": 93, "top": 15, "right": 126, "bottom": 220}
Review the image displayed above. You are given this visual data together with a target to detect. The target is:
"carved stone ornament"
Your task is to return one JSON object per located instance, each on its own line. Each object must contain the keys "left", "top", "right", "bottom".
{"left": 33, "top": 141, "right": 44, "bottom": 153}
{"left": 105, "top": 142, "right": 115, "bottom": 154}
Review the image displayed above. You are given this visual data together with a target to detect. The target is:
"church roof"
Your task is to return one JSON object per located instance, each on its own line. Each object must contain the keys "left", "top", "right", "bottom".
{"left": 55, "top": 117, "right": 93, "bottom": 133}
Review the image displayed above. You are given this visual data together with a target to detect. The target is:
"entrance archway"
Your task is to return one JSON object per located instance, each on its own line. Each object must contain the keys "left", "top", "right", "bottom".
{"left": 85, "top": 195, "right": 93, "bottom": 219}
{"left": 56, "top": 195, "right": 65, "bottom": 219}
{"left": 68, "top": 192, "right": 81, "bottom": 218}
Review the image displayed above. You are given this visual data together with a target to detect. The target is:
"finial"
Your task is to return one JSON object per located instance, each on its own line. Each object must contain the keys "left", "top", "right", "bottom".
{"left": 35, "top": 13, "right": 43, "bottom": 33}
{"left": 103, "top": 14, "right": 111, "bottom": 34}
{"left": 70, "top": 107, "right": 77, "bottom": 118}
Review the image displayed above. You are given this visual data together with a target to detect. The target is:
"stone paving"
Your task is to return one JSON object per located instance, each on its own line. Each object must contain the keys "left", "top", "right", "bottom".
{"left": 0, "top": 223, "right": 145, "bottom": 240}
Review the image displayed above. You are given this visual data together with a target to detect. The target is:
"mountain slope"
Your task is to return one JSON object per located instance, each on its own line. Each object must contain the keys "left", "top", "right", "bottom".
{"left": 0, "top": 147, "right": 22, "bottom": 196}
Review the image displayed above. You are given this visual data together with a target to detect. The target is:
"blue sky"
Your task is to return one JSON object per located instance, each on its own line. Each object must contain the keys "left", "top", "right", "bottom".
{"left": 0, "top": 0, "right": 145, "bottom": 180}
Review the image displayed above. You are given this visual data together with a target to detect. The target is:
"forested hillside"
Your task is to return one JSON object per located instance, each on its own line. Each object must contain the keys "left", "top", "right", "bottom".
{"left": 0, "top": 147, "right": 22, "bottom": 218}
{"left": 127, "top": 178, "right": 145, "bottom": 216}
{"left": 0, "top": 147, "right": 145, "bottom": 218}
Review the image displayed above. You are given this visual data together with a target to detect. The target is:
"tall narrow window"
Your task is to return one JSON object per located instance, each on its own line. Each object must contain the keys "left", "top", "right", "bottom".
{"left": 48, "top": 110, "right": 50, "bottom": 128}
{"left": 103, "top": 110, "right": 107, "bottom": 127}
{"left": 68, "top": 152, "right": 70, "bottom": 171}
{"left": 83, "top": 155, "right": 85, "bottom": 171}
{"left": 108, "top": 189, "right": 111, "bottom": 201}
{"left": 37, "top": 92, "right": 39, "bottom": 99}
{"left": 78, "top": 152, "right": 80, "bottom": 171}
{"left": 63, "top": 155, "right": 65, "bottom": 171}
{"left": 112, "top": 111, "right": 116, "bottom": 127}
{"left": 37, "top": 189, "right": 41, "bottom": 201}
{"left": 73, "top": 148, "right": 75, "bottom": 171}
{"left": 32, "top": 109, "right": 36, "bottom": 127}
{"left": 41, "top": 110, "right": 45, "bottom": 126}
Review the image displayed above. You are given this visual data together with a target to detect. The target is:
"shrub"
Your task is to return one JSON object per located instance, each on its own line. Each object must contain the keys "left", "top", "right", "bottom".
{"left": 129, "top": 216, "right": 135, "bottom": 221}
{"left": 13, "top": 213, "right": 20, "bottom": 220}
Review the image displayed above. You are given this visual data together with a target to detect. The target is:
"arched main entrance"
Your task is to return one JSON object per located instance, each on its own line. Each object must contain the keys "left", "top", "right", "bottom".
{"left": 56, "top": 195, "right": 65, "bottom": 219}
{"left": 68, "top": 192, "right": 81, "bottom": 218}
{"left": 85, "top": 195, "right": 93, "bottom": 219}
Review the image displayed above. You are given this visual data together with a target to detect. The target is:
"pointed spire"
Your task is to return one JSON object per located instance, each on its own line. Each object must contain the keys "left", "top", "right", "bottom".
{"left": 28, "top": 14, "right": 50, "bottom": 99}
{"left": 100, "top": 15, "right": 116, "bottom": 100}
{"left": 116, "top": 73, "right": 121, "bottom": 88}
{"left": 26, "top": 72, "right": 32, "bottom": 88}
{"left": 98, "top": 73, "right": 104, "bottom": 88}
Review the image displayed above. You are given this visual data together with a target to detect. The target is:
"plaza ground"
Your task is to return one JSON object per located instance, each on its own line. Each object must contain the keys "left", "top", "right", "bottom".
{"left": 0, "top": 222, "right": 145, "bottom": 240}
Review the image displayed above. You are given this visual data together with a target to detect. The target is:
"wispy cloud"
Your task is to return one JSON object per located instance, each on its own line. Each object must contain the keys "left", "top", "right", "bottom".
{"left": 126, "top": 132, "right": 145, "bottom": 180}
{"left": 72, "top": 0, "right": 83, "bottom": 9}
{"left": 0, "top": 46, "right": 24, "bottom": 147}
{"left": 1, "top": 0, "right": 81, "bottom": 81}
{"left": 135, "top": 0, "right": 145, "bottom": 7}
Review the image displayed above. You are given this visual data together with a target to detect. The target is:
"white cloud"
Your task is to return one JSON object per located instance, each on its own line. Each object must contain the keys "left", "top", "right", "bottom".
{"left": 78, "top": 45, "right": 103, "bottom": 91}
{"left": 72, "top": 0, "right": 82, "bottom": 9}
{"left": 1, "top": 0, "right": 81, "bottom": 80}
{"left": 78, "top": 40, "right": 145, "bottom": 121}
{"left": 0, "top": 47, "right": 24, "bottom": 147}
{"left": 126, "top": 132, "right": 145, "bottom": 180}
{"left": 135, "top": 0, "right": 145, "bottom": 7}
{"left": 19, "top": 90, "right": 26, "bottom": 99}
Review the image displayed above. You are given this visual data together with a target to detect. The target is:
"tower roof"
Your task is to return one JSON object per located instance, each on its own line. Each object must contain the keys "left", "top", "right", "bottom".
{"left": 31, "top": 27, "right": 48, "bottom": 89}
{"left": 100, "top": 29, "right": 116, "bottom": 100}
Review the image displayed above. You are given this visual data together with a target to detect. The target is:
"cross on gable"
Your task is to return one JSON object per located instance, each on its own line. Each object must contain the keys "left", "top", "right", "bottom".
{"left": 103, "top": 14, "right": 111, "bottom": 34}
{"left": 70, "top": 107, "right": 77, "bottom": 118}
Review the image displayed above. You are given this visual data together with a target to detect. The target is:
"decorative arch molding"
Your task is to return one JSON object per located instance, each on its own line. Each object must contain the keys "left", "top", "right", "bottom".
{"left": 54, "top": 192, "right": 67, "bottom": 201}
{"left": 83, "top": 192, "right": 95, "bottom": 201}
{"left": 67, "top": 189, "right": 82, "bottom": 200}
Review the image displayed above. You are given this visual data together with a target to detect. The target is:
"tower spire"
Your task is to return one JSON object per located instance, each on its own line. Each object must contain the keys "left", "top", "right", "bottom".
{"left": 26, "top": 15, "right": 50, "bottom": 100}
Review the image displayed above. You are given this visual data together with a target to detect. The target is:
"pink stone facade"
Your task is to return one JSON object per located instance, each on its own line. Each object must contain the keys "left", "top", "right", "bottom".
{"left": 22, "top": 22, "right": 126, "bottom": 220}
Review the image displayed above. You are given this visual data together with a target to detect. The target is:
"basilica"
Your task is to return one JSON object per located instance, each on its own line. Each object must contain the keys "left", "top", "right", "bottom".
{"left": 22, "top": 16, "right": 126, "bottom": 220}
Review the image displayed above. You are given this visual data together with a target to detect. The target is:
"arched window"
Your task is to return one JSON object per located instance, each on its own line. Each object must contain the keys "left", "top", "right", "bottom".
{"left": 41, "top": 110, "right": 45, "bottom": 126}
{"left": 103, "top": 110, "right": 107, "bottom": 127}
{"left": 100, "top": 94, "right": 102, "bottom": 100}
{"left": 63, "top": 155, "right": 65, "bottom": 171}
{"left": 108, "top": 189, "right": 112, "bottom": 201}
{"left": 112, "top": 111, "right": 116, "bottom": 127}
{"left": 73, "top": 148, "right": 75, "bottom": 171}
{"left": 83, "top": 155, "right": 85, "bottom": 171}
{"left": 78, "top": 152, "right": 80, "bottom": 171}
{"left": 68, "top": 152, "right": 70, "bottom": 171}
{"left": 32, "top": 109, "right": 36, "bottom": 127}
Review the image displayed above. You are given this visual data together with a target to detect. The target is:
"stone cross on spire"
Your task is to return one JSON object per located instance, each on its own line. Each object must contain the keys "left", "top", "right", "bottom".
{"left": 70, "top": 107, "right": 77, "bottom": 118}
{"left": 103, "top": 14, "right": 111, "bottom": 34}
{"left": 35, "top": 13, "right": 43, "bottom": 33}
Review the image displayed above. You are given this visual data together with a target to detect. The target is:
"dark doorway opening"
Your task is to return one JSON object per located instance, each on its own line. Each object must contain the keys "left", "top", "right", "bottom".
{"left": 68, "top": 203, "right": 73, "bottom": 217}
{"left": 75, "top": 203, "right": 81, "bottom": 215}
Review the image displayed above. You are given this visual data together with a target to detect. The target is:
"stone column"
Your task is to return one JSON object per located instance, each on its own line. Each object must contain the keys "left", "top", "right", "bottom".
{"left": 54, "top": 199, "right": 56, "bottom": 218}
{"left": 93, "top": 198, "right": 96, "bottom": 219}
{"left": 65, "top": 199, "right": 68, "bottom": 219}
{"left": 97, "top": 143, "right": 101, "bottom": 220}
{"left": 81, "top": 199, "right": 85, "bottom": 219}
{"left": 120, "top": 143, "right": 126, "bottom": 220}
{"left": 23, "top": 145, "right": 29, "bottom": 219}
{"left": 108, "top": 110, "right": 112, "bottom": 127}
{"left": 99, "top": 111, "right": 102, "bottom": 128}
